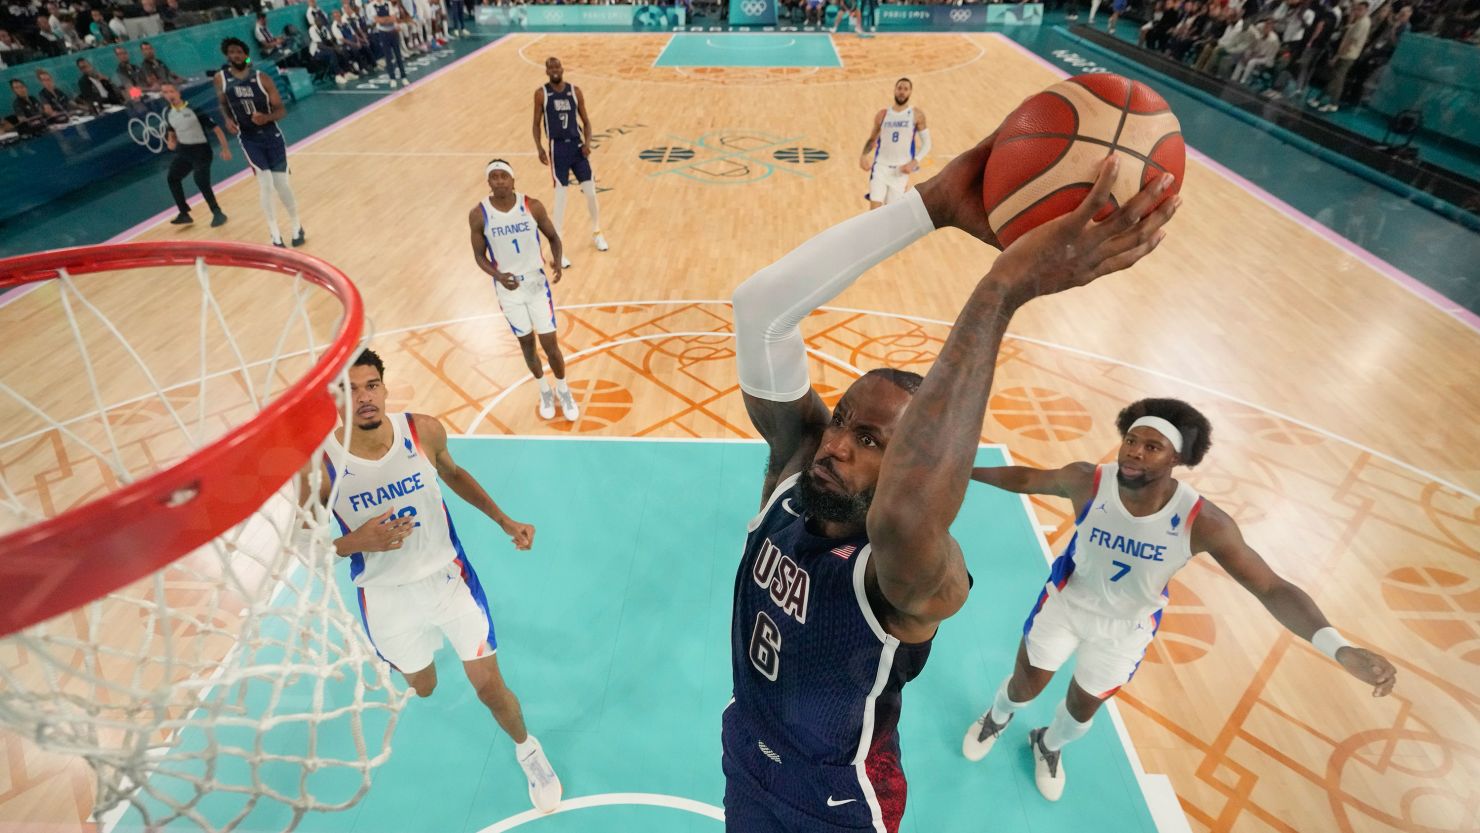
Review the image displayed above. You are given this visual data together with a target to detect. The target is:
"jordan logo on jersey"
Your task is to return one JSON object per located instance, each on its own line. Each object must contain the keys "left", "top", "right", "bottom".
{"left": 752, "top": 537, "right": 811, "bottom": 624}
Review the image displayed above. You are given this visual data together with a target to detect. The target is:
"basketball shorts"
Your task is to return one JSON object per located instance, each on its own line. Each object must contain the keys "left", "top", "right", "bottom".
{"left": 494, "top": 271, "right": 556, "bottom": 337}
{"left": 549, "top": 139, "right": 592, "bottom": 186}
{"left": 1021, "top": 587, "right": 1161, "bottom": 698}
{"left": 866, "top": 163, "right": 909, "bottom": 205}
{"left": 355, "top": 555, "right": 497, "bottom": 674}
{"left": 239, "top": 130, "right": 289, "bottom": 174}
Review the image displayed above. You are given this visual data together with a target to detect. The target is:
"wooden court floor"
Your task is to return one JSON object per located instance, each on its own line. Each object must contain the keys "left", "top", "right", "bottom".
{"left": 2, "top": 32, "right": 1478, "bottom": 833}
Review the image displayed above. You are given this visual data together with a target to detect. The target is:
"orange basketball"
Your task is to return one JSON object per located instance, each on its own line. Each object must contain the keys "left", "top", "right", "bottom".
{"left": 982, "top": 74, "right": 1184, "bottom": 247}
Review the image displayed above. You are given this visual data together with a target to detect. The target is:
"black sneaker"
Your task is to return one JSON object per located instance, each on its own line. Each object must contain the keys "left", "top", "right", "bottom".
{"left": 170, "top": 212, "right": 193, "bottom": 225}
{"left": 291, "top": 228, "right": 306, "bottom": 247}
{"left": 210, "top": 212, "right": 229, "bottom": 228}
{"left": 272, "top": 239, "right": 286, "bottom": 248}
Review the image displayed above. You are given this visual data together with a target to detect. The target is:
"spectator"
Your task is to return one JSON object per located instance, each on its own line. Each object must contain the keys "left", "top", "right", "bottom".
{"left": 46, "top": 2, "right": 62, "bottom": 33}
{"left": 1145, "top": 0, "right": 1185, "bottom": 49}
{"left": 1232, "top": 17, "right": 1282, "bottom": 81}
{"left": 1350, "top": 2, "right": 1409, "bottom": 97}
{"left": 32, "top": 14, "right": 64, "bottom": 55}
{"left": 160, "top": 0, "right": 181, "bottom": 30}
{"left": 254, "top": 12, "right": 284, "bottom": 56}
{"left": 58, "top": 15, "right": 85, "bottom": 51}
{"left": 10, "top": 77, "right": 48, "bottom": 134}
{"left": 308, "top": 15, "right": 354, "bottom": 83}
{"left": 332, "top": 9, "right": 375, "bottom": 73}
{"left": 35, "top": 67, "right": 77, "bottom": 113}
{"left": 0, "top": 28, "right": 22, "bottom": 56}
{"left": 140, "top": 41, "right": 183, "bottom": 85}
{"left": 88, "top": 8, "right": 119, "bottom": 44}
{"left": 1310, "top": 0, "right": 1371, "bottom": 109}
{"left": 160, "top": 81, "right": 229, "bottom": 227}
{"left": 306, "top": 0, "right": 330, "bottom": 27}
{"left": 76, "top": 56, "right": 124, "bottom": 106}
{"left": 1167, "top": 0, "right": 1211, "bottom": 59}
{"left": 113, "top": 45, "right": 149, "bottom": 92}
{"left": 109, "top": 8, "right": 129, "bottom": 41}
{"left": 1196, "top": 6, "right": 1250, "bottom": 74}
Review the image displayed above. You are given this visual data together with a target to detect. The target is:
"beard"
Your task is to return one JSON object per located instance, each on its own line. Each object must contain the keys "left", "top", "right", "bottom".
{"left": 795, "top": 464, "right": 874, "bottom": 526}
{"left": 229, "top": 58, "right": 247, "bottom": 70}
{"left": 894, "top": 94, "right": 910, "bottom": 106}
{"left": 1115, "top": 468, "right": 1150, "bottom": 490}
{"left": 355, "top": 418, "right": 382, "bottom": 431}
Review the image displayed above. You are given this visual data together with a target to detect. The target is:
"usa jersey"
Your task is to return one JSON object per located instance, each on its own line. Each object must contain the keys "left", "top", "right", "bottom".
{"left": 218, "top": 70, "right": 279, "bottom": 138}
{"left": 479, "top": 193, "right": 544, "bottom": 278}
{"left": 1052, "top": 463, "right": 1204, "bottom": 620}
{"left": 541, "top": 83, "right": 582, "bottom": 144}
{"left": 325, "top": 413, "right": 464, "bottom": 588}
{"left": 875, "top": 107, "right": 916, "bottom": 166}
{"left": 724, "top": 473, "right": 931, "bottom": 829}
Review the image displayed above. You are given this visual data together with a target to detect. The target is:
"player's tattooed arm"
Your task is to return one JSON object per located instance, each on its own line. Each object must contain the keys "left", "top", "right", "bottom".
{"left": 414, "top": 414, "right": 534, "bottom": 550}
{"left": 1195, "top": 501, "right": 1396, "bottom": 696}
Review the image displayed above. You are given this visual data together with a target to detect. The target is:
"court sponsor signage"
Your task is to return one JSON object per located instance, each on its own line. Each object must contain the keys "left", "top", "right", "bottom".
{"left": 729, "top": 0, "right": 778, "bottom": 26}
{"left": 475, "top": 4, "right": 684, "bottom": 29}
{"left": 875, "top": 3, "right": 1041, "bottom": 29}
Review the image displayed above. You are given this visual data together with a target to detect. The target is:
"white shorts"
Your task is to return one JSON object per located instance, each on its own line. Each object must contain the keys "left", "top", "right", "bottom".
{"left": 867, "top": 163, "right": 910, "bottom": 204}
{"left": 495, "top": 271, "right": 556, "bottom": 337}
{"left": 1021, "top": 588, "right": 1160, "bottom": 698}
{"left": 355, "top": 556, "right": 497, "bottom": 673}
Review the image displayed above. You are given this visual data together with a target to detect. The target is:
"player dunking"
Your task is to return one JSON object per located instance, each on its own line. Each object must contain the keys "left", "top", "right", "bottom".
{"left": 860, "top": 78, "right": 930, "bottom": 209}
{"left": 215, "top": 37, "right": 304, "bottom": 247}
{"left": 316, "top": 349, "right": 563, "bottom": 813}
{"left": 532, "top": 57, "right": 607, "bottom": 270}
{"left": 725, "top": 137, "right": 1179, "bottom": 831}
{"left": 468, "top": 159, "right": 580, "bottom": 423}
{"left": 961, "top": 398, "right": 1397, "bottom": 800}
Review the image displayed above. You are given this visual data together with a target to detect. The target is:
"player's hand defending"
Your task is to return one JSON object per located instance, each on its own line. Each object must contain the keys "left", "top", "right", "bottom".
{"left": 502, "top": 520, "right": 535, "bottom": 550}
{"left": 1336, "top": 646, "right": 1397, "bottom": 697}
{"left": 915, "top": 131, "right": 1002, "bottom": 248}
{"left": 537, "top": 147, "right": 549, "bottom": 166}
{"left": 988, "top": 155, "right": 1179, "bottom": 305}
{"left": 345, "top": 509, "right": 414, "bottom": 553}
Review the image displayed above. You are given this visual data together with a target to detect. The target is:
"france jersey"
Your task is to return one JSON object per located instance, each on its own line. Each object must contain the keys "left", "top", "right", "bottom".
{"left": 217, "top": 69, "right": 280, "bottom": 139}
{"left": 324, "top": 412, "right": 464, "bottom": 588}
{"left": 1046, "top": 463, "right": 1204, "bottom": 621}
{"left": 541, "top": 83, "right": 582, "bottom": 145}
{"left": 875, "top": 106, "right": 917, "bottom": 166}
{"left": 724, "top": 473, "right": 931, "bottom": 833}
{"left": 479, "top": 193, "right": 544, "bottom": 278}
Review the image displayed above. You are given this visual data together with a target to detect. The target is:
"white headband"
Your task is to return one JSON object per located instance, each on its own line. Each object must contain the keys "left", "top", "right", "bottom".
{"left": 485, "top": 160, "right": 514, "bottom": 177}
{"left": 1128, "top": 416, "right": 1184, "bottom": 453}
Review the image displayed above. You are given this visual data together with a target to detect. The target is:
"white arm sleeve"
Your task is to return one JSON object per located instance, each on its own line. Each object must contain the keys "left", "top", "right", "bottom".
{"left": 732, "top": 188, "right": 937, "bottom": 402}
{"left": 915, "top": 128, "right": 932, "bottom": 164}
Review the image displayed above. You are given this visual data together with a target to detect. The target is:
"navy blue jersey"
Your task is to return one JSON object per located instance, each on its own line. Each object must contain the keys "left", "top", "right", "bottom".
{"left": 219, "top": 70, "right": 278, "bottom": 138}
{"left": 541, "top": 83, "right": 582, "bottom": 144}
{"left": 724, "top": 472, "right": 931, "bottom": 831}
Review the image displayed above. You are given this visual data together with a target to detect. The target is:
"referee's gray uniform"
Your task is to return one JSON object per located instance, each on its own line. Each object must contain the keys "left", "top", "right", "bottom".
{"left": 165, "top": 103, "right": 226, "bottom": 221}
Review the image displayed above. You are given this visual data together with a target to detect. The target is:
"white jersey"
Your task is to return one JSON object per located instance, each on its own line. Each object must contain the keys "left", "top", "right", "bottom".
{"left": 479, "top": 193, "right": 544, "bottom": 278}
{"left": 1054, "top": 463, "right": 1204, "bottom": 620}
{"left": 875, "top": 106, "right": 917, "bottom": 167}
{"left": 326, "top": 412, "right": 462, "bottom": 588}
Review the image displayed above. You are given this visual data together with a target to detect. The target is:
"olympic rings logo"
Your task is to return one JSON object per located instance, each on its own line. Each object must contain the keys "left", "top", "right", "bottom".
{"left": 740, "top": 0, "right": 767, "bottom": 16}
{"left": 128, "top": 110, "right": 168, "bottom": 154}
{"left": 949, "top": 8, "right": 972, "bottom": 22}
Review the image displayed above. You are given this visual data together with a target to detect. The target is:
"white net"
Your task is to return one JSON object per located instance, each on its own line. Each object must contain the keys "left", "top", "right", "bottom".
{"left": 0, "top": 253, "right": 406, "bottom": 831}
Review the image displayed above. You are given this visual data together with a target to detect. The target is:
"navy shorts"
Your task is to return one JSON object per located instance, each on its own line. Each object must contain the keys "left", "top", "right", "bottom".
{"left": 549, "top": 139, "right": 592, "bottom": 186}
{"left": 240, "top": 130, "right": 288, "bottom": 173}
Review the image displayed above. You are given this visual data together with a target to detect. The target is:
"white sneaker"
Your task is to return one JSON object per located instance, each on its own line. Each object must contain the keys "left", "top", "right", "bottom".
{"left": 559, "top": 387, "right": 579, "bottom": 422}
{"left": 537, "top": 388, "right": 555, "bottom": 420}
{"left": 962, "top": 710, "right": 1011, "bottom": 762}
{"left": 593, "top": 232, "right": 609, "bottom": 252}
{"left": 560, "top": 254, "right": 572, "bottom": 269}
{"left": 516, "top": 736, "right": 562, "bottom": 814}
{"left": 1028, "top": 727, "right": 1065, "bottom": 801}
{"left": 335, "top": 74, "right": 347, "bottom": 84}
{"left": 401, "top": 78, "right": 411, "bottom": 88}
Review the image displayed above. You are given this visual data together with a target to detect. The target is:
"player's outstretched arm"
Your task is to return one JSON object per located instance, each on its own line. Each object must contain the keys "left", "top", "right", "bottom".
{"left": 970, "top": 462, "right": 1094, "bottom": 502}
{"left": 1196, "top": 501, "right": 1397, "bottom": 696}
{"left": 867, "top": 141, "right": 1180, "bottom": 630}
{"left": 413, "top": 414, "right": 535, "bottom": 550}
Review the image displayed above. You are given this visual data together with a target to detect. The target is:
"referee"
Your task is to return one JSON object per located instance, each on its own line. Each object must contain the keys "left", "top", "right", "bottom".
{"left": 161, "top": 82, "right": 230, "bottom": 227}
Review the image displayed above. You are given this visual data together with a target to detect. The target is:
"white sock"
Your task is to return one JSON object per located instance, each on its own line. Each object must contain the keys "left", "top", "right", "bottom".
{"left": 551, "top": 184, "right": 568, "bottom": 239}
{"left": 257, "top": 175, "right": 281, "bottom": 243}
{"left": 515, "top": 735, "right": 537, "bottom": 757}
{"left": 579, "top": 179, "right": 601, "bottom": 232}
{"left": 555, "top": 378, "right": 570, "bottom": 394}
{"left": 271, "top": 171, "right": 300, "bottom": 233}
{"left": 987, "top": 677, "right": 1029, "bottom": 726}
{"left": 1042, "top": 700, "right": 1093, "bottom": 752}
{"left": 537, "top": 376, "right": 551, "bottom": 394}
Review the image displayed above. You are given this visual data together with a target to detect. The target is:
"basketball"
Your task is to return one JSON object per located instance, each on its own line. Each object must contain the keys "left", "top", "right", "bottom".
{"left": 982, "top": 73, "right": 1184, "bottom": 247}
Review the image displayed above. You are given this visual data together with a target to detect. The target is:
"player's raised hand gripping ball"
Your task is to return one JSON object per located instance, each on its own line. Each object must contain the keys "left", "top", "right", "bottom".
{"left": 982, "top": 74, "right": 1184, "bottom": 247}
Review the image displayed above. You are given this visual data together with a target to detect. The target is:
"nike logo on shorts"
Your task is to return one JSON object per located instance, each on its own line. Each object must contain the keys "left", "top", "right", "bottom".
{"left": 826, "top": 796, "right": 857, "bottom": 807}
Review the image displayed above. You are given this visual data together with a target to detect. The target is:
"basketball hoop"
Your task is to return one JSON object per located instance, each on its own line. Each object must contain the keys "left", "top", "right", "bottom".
{"left": 0, "top": 241, "right": 405, "bottom": 831}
